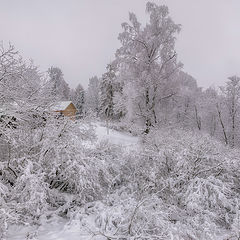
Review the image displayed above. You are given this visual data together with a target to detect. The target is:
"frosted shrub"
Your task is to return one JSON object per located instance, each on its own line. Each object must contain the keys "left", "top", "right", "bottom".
{"left": 10, "top": 163, "right": 49, "bottom": 223}
{"left": 91, "top": 195, "right": 173, "bottom": 239}
{"left": 38, "top": 118, "right": 100, "bottom": 194}
{"left": 0, "top": 181, "right": 9, "bottom": 240}
{"left": 105, "top": 127, "right": 238, "bottom": 239}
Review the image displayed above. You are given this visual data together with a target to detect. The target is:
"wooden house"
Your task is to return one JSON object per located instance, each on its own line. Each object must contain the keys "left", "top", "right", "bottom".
{"left": 51, "top": 101, "right": 77, "bottom": 120}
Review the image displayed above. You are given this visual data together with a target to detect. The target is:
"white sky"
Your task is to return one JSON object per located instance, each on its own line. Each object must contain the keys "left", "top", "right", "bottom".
{"left": 0, "top": 0, "right": 240, "bottom": 89}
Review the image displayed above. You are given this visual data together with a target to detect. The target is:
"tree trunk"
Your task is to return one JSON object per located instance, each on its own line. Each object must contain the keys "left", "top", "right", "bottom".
{"left": 231, "top": 99, "right": 235, "bottom": 147}
{"left": 144, "top": 88, "right": 152, "bottom": 134}
{"left": 217, "top": 104, "right": 228, "bottom": 145}
{"left": 194, "top": 105, "right": 201, "bottom": 130}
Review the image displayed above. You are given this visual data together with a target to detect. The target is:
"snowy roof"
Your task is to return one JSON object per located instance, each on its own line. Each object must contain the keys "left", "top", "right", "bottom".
{"left": 51, "top": 101, "right": 74, "bottom": 111}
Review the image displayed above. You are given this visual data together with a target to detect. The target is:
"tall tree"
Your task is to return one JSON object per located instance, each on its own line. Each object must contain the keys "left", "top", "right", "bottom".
{"left": 85, "top": 76, "right": 100, "bottom": 117}
{"left": 70, "top": 83, "right": 85, "bottom": 117}
{"left": 48, "top": 67, "right": 70, "bottom": 100}
{"left": 201, "top": 87, "right": 219, "bottom": 137}
{"left": 99, "top": 64, "right": 117, "bottom": 120}
{"left": 172, "top": 71, "right": 201, "bottom": 129}
{"left": 220, "top": 76, "right": 240, "bottom": 147}
{"left": 0, "top": 43, "right": 55, "bottom": 177}
{"left": 116, "top": 2, "right": 181, "bottom": 133}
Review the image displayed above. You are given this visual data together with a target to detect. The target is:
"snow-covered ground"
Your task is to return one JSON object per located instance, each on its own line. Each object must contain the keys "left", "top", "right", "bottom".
{"left": 7, "top": 217, "right": 103, "bottom": 240}
{"left": 6, "top": 122, "right": 138, "bottom": 240}
{"left": 93, "top": 122, "right": 139, "bottom": 148}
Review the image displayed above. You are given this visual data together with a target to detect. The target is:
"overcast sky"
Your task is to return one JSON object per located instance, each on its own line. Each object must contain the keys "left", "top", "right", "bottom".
{"left": 0, "top": 0, "right": 240, "bottom": 89}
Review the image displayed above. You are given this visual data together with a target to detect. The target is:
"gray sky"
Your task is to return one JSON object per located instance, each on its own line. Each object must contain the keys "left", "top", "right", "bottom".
{"left": 0, "top": 0, "right": 240, "bottom": 89}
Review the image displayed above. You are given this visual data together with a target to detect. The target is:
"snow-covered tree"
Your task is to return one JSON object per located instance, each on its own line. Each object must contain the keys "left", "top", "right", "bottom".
{"left": 116, "top": 2, "right": 182, "bottom": 133}
{"left": 220, "top": 76, "right": 240, "bottom": 147}
{"left": 173, "top": 71, "right": 203, "bottom": 130}
{"left": 201, "top": 87, "right": 219, "bottom": 136}
{"left": 85, "top": 76, "right": 100, "bottom": 117}
{"left": 70, "top": 83, "right": 85, "bottom": 117}
{"left": 99, "top": 64, "right": 117, "bottom": 120}
{"left": 47, "top": 66, "right": 70, "bottom": 100}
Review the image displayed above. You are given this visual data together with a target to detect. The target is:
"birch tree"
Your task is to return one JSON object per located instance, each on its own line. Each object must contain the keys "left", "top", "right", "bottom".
{"left": 219, "top": 76, "right": 240, "bottom": 147}
{"left": 116, "top": 2, "right": 181, "bottom": 133}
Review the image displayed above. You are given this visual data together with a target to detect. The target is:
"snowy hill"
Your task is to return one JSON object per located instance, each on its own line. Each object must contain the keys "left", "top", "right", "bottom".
{"left": 93, "top": 122, "right": 139, "bottom": 148}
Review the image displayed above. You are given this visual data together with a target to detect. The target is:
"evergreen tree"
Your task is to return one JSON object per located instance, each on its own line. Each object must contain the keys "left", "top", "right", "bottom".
{"left": 85, "top": 76, "right": 100, "bottom": 116}
{"left": 70, "top": 83, "right": 85, "bottom": 117}
{"left": 48, "top": 66, "right": 70, "bottom": 100}
{"left": 99, "top": 64, "right": 117, "bottom": 120}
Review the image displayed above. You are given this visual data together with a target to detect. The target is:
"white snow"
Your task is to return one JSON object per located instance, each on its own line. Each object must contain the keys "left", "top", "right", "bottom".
{"left": 93, "top": 122, "right": 139, "bottom": 148}
{"left": 7, "top": 218, "right": 104, "bottom": 240}
{"left": 50, "top": 101, "right": 73, "bottom": 111}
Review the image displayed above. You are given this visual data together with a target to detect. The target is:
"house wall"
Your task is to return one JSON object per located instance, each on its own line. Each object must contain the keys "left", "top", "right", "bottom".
{"left": 61, "top": 103, "right": 77, "bottom": 120}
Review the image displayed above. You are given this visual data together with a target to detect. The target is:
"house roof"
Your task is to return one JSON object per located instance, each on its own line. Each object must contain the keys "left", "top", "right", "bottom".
{"left": 51, "top": 101, "right": 74, "bottom": 111}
